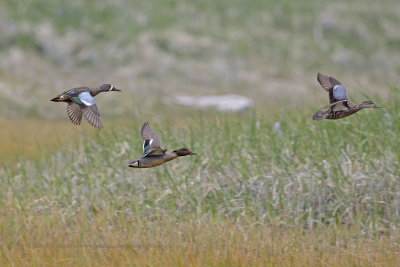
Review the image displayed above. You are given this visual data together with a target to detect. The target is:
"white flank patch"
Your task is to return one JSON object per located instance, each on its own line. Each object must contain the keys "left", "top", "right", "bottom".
{"left": 78, "top": 92, "right": 95, "bottom": 106}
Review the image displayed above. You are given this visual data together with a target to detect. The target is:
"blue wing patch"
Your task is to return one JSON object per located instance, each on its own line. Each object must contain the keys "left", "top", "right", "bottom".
{"left": 333, "top": 84, "right": 347, "bottom": 100}
{"left": 78, "top": 92, "right": 95, "bottom": 106}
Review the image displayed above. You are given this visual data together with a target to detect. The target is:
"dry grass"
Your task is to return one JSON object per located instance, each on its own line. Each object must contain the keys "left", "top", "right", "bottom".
{"left": 1, "top": 0, "right": 400, "bottom": 265}
{"left": 1, "top": 212, "right": 400, "bottom": 266}
{"left": 0, "top": 119, "right": 97, "bottom": 163}
{"left": 1, "top": 102, "right": 399, "bottom": 265}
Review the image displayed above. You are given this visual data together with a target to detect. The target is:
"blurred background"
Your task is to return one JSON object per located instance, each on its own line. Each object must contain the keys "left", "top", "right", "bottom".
{"left": 1, "top": 1, "right": 400, "bottom": 264}
{"left": 1, "top": 0, "right": 399, "bottom": 160}
{"left": 1, "top": 0, "right": 399, "bottom": 116}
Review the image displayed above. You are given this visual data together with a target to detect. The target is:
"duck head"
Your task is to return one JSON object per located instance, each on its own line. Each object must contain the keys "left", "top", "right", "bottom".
{"left": 99, "top": 84, "right": 121, "bottom": 92}
{"left": 359, "top": 101, "right": 380, "bottom": 109}
{"left": 173, "top": 147, "right": 197, "bottom": 156}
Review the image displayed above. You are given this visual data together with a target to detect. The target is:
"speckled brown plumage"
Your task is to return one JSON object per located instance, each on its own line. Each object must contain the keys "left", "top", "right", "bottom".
{"left": 313, "top": 73, "right": 380, "bottom": 121}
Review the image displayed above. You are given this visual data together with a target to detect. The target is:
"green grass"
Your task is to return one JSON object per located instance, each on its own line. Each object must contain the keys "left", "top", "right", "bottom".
{"left": 1, "top": 95, "right": 400, "bottom": 265}
{"left": 2, "top": 92, "right": 400, "bottom": 227}
{"left": 1, "top": 0, "right": 400, "bottom": 265}
{"left": 1, "top": 0, "right": 400, "bottom": 120}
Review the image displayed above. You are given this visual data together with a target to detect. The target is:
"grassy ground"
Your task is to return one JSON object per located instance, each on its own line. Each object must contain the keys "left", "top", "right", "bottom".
{"left": 2, "top": 97, "right": 400, "bottom": 265}
{"left": 1, "top": 0, "right": 400, "bottom": 265}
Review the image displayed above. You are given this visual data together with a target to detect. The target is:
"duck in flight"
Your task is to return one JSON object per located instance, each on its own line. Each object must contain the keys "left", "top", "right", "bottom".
{"left": 51, "top": 84, "right": 120, "bottom": 128}
{"left": 129, "top": 122, "right": 197, "bottom": 168}
{"left": 312, "top": 73, "right": 380, "bottom": 121}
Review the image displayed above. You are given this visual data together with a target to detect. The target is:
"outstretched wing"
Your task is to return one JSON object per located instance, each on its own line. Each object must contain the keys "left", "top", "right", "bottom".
{"left": 140, "top": 122, "right": 165, "bottom": 155}
{"left": 69, "top": 91, "right": 102, "bottom": 128}
{"left": 317, "top": 73, "right": 348, "bottom": 103}
{"left": 66, "top": 102, "right": 83, "bottom": 125}
{"left": 317, "top": 72, "right": 342, "bottom": 92}
{"left": 83, "top": 104, "right": 103, "bottom": 128}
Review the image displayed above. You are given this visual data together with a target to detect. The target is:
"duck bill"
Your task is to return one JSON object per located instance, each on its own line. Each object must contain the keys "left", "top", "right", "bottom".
{"left": 111, "top": 88, "right": 121, "bottom": 92}
{"left": 374, "top": 104, "right": 381, "bottom": 108}
{"left": 189, "top": 152, "right": 197, "bottom": 155}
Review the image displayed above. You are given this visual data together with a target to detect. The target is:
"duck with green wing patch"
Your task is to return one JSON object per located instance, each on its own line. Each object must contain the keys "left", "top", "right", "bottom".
{"left": 51, "top": 84, "right": 121, "bottom": 128}
{"left": 129, "top": 122, "right": 197, "bottom": 168}
{"left": 312, "top": 73, "right": 380, "bottom": 121}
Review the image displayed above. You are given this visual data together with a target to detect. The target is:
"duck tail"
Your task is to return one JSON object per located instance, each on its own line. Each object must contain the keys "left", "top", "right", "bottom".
{"left": 128, "top": 160, "right": 139, "bottom": 168}
{"left": 312, "top": 110, "right": 329, "bottom": 121}
{"left": 50, "top": 95, "right": 68, "bottom": 102}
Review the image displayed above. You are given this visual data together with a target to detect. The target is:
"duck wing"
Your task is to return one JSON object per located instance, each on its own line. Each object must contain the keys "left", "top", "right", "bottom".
{"left": 141, "top": 122, "right": 166, "bottom": 156}
{"left": 66, "top": 102, "right": 83, "bottom": 125}
{"left": 317, "top": 73, "right": 348, "bottom": 103}
{"left": 317, "top": 73, "right": 342, "bottom": 92}
{"left": 70, "top": 91, "right": 103, "bottom": 128}
{"left": 83, "top": 104, "right": 103, "bottom": 128}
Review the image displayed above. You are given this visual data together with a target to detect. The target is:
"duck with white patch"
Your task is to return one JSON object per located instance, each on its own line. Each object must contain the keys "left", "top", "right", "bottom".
{"left": 51, "top": 84, "right": 121, "bottom": 128}
{"left": 129, "top": 122, "right": 197, "bottom": 168}
{"left": 312, "top": 73, "right": 380, "bottom": 120}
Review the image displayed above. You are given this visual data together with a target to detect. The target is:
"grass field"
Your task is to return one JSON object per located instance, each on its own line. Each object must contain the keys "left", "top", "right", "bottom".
{"left": 1, "top": 0, "right": 400, "bottom": 266}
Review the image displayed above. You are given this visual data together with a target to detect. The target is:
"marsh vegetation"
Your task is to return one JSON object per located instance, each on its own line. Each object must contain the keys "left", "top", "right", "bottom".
{"left": 1, "top": 0, "right": 400, "bottom": 265}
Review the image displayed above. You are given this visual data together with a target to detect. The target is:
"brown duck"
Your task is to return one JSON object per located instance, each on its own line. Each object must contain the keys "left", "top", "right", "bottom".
{"left": 51, "top": 84, "right": 120, "bottom": 128}
{"left": 129, "top": 122, "right": 197, "bottom": 168}
{"left": 313, "top": 73, "right": 380, "bottom": 121}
